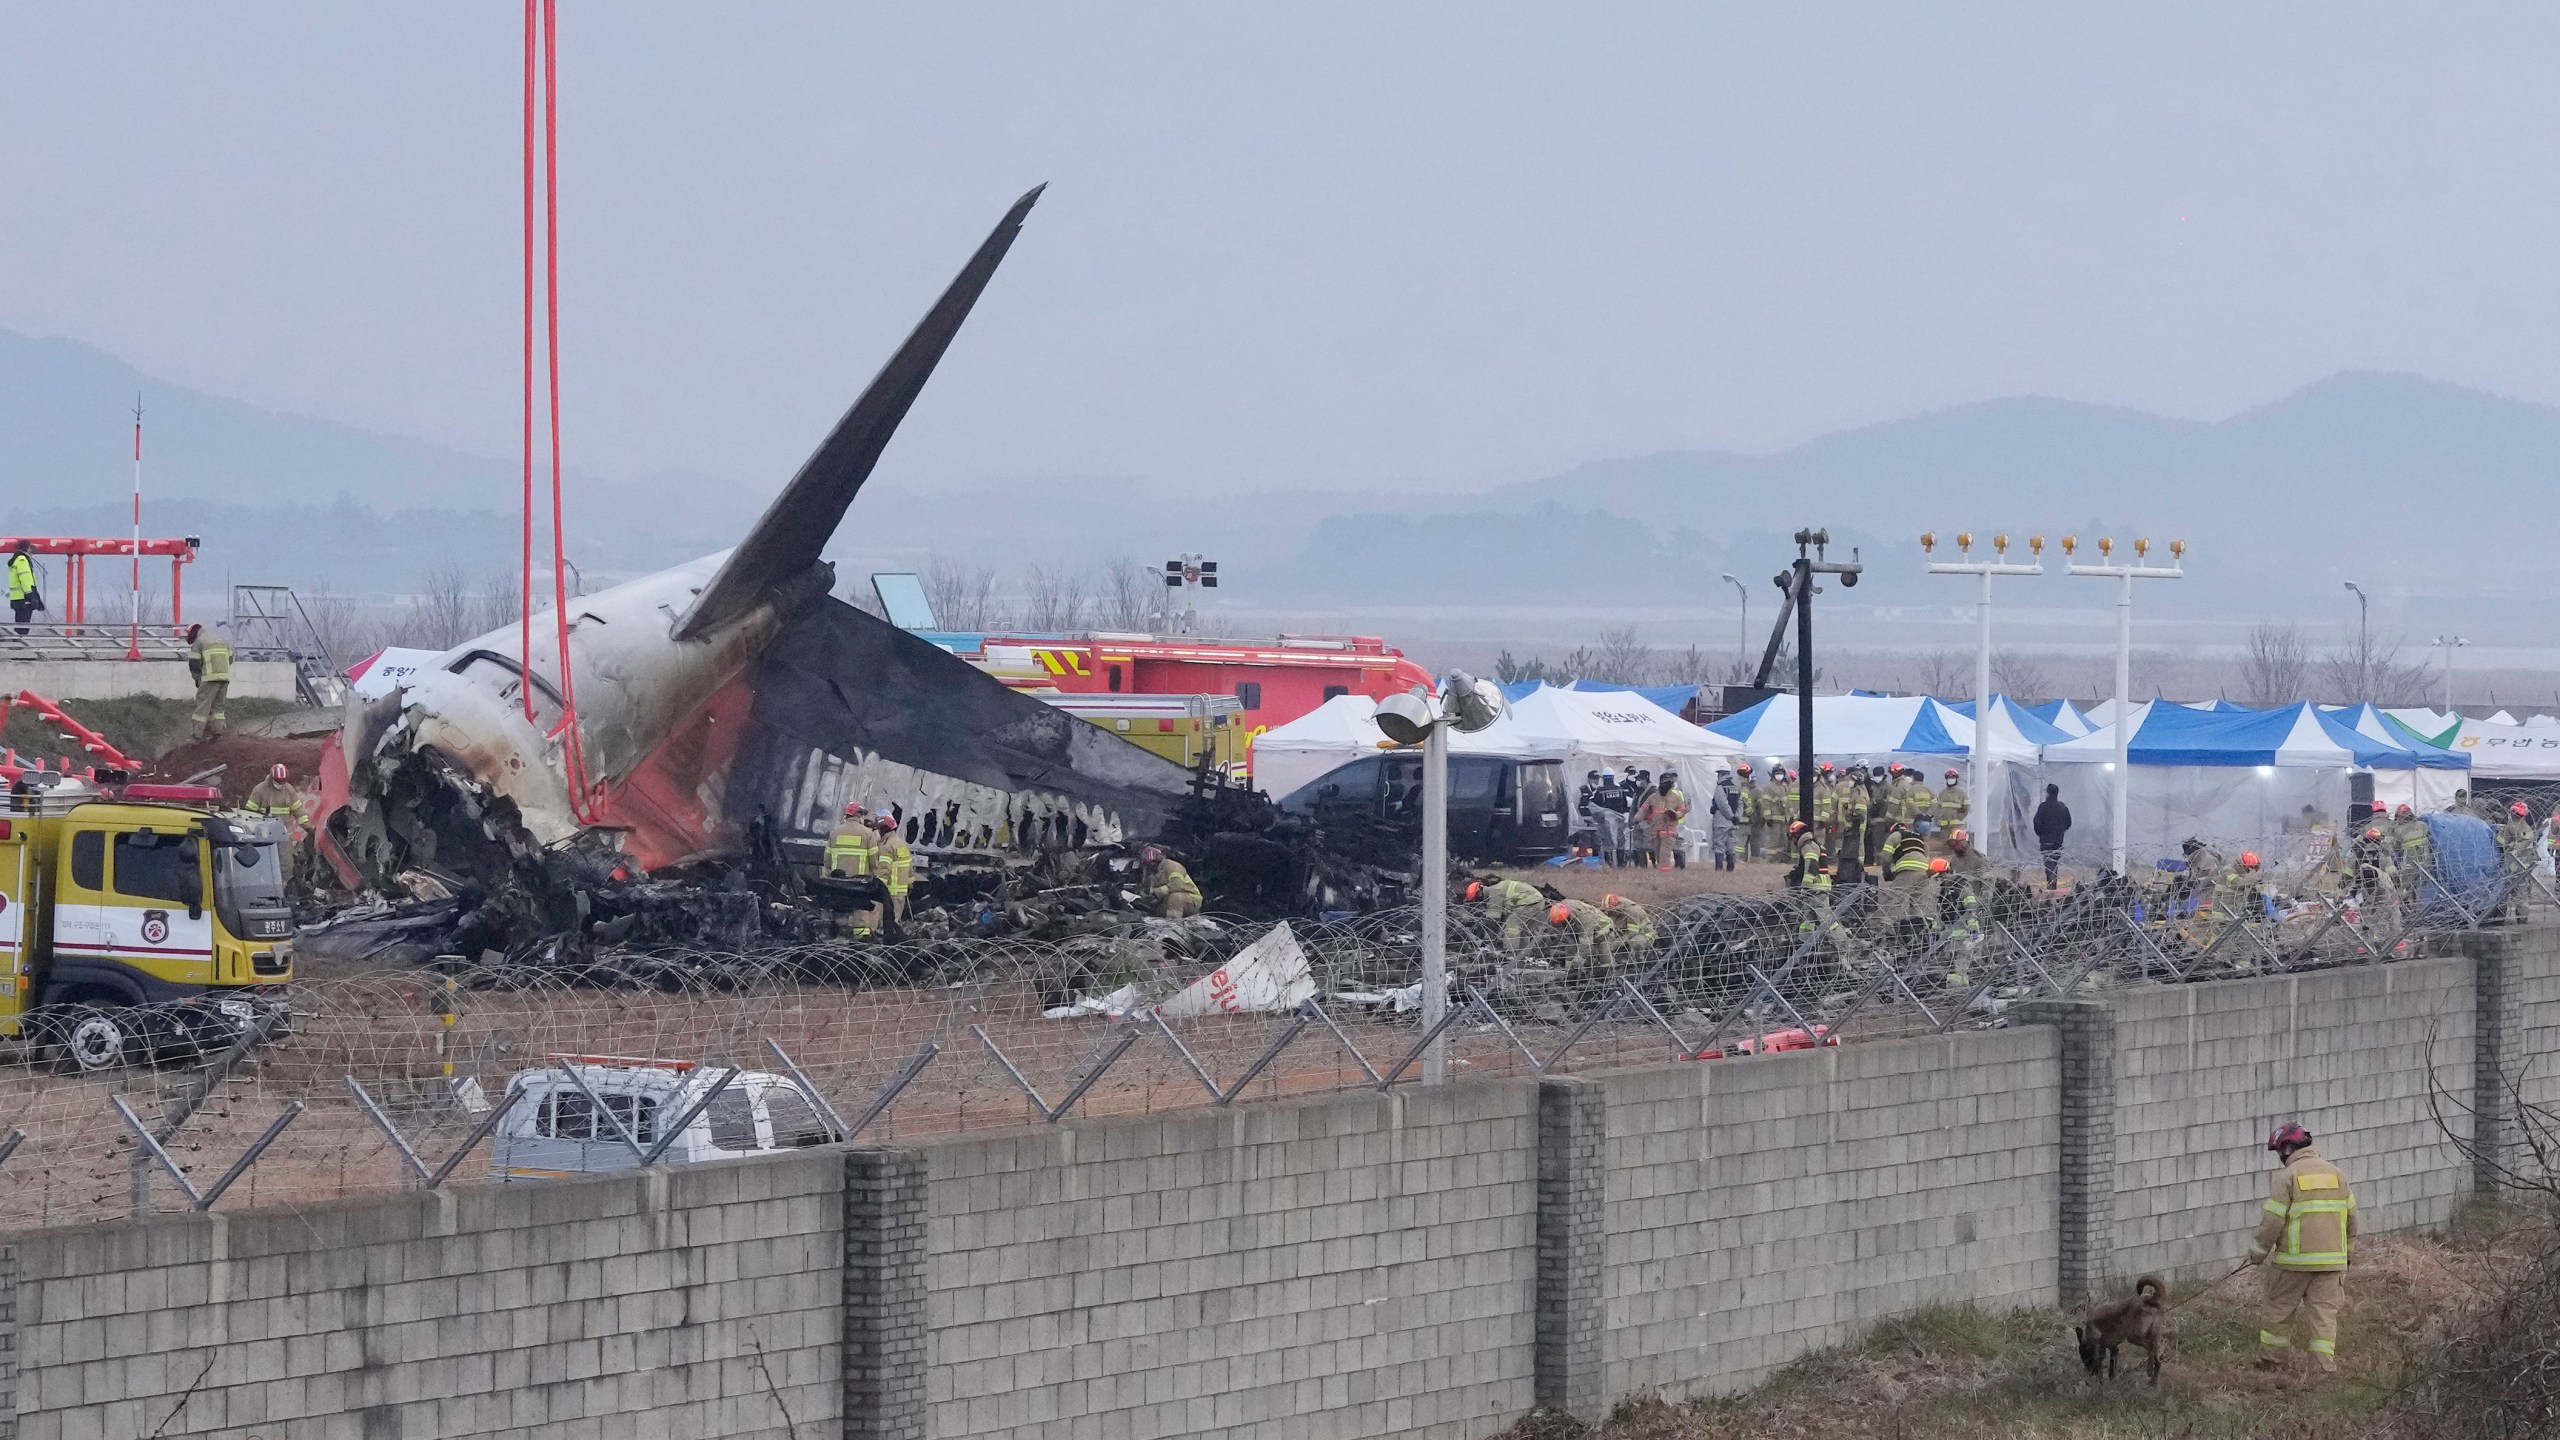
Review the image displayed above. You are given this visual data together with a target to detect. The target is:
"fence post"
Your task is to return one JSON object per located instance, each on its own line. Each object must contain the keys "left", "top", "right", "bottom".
{"left": 1534, "top": 1075, "right": 1605, "bottom": 1424}
{"left": 843, "top": 1147, "right": 929, "bottom": 1439}
{"left": 2013, "top": 997, "right": 2116, "bottom": 1307}
{"left": 2465, "top": 924, "right": 2540, "bottom": 1195}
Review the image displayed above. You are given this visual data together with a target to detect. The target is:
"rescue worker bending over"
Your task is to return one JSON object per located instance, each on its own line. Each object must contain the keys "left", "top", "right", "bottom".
{"left": 185, "top": 623, "right": 233, "bottom": 738}
{"left": 1142, "top": 845, "right": 1201, "bottom": 918}
{"left": 2250, "top": 1122, "right": 2355, "bottom": 1375}
{"left": 1783, "top": 820, "right": 1825, "bottom": 889}
{"left": 873, "top": 815, "right": 914, "bottom": 924}
{"left": 1599, "top": 893, "right": 1658, "bottom": 969}
{"left": 1880, "top": 821, "right": 1930, "bottom": 922}
{"left": 1470, "top": 877, "right": 1551, "bottom": 953}
{"left": 1545, "top": 898, "right": 1615, "bottom": 968}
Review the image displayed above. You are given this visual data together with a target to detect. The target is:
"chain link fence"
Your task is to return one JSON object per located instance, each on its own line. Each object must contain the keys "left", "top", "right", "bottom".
{"left": 0, "top": 835, "right": 2544, "bottom": 1232}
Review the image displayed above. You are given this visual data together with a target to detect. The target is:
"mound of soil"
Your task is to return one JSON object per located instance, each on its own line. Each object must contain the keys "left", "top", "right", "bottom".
{"left": 148, "top": 731, "right": 328, "bottom": 803}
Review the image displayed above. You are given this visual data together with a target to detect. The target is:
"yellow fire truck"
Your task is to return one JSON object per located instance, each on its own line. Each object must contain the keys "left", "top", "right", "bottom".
{"left": 0, "top": 779, "right": 294, "bottom": 1070}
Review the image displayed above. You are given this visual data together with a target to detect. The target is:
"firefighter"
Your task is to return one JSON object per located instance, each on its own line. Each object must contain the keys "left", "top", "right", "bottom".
{"left": 2499, "top": 801, "right": 2538, "bottom": 869}
{"left": 1599, "top": 893, "right": 1658, "bottom": 967}
{"left": 1837, "top": 766, "right": 1870, "bottom": 877}
{"left": 1933, "top": 767, "right": 1969, "bottom": 836}
{"left": 1545, "top": 898, "right": 1615, "bottom": 967}
{"left": 1141, "top": 845, "right": 1201, "bottom": 918}
{"left": 5, "top": 541, "right": 37, "bottom": 636}
{"left": 2391, "top": 804, "right": 2432, "bottom": 904}
{"left": 1733, "top": 762, "right": 1763, "bottom": 861}
{"left": 873, "top": 815, "right": 914, "bottom": 924}
{"left": 1811, "top": 763, "right": 1842, "bottom": 861}
{"left": 1577, "top": 769, "right": 1615, "bottom": 862}
{"left": 1754, "top": 764, "right": 1787, "bottom": 861}
{"left": 2250, "top": 1122, "right": 2356, "bottom": 1374}
{"left": 243, "top": 762, "right": 301, "bottom": 820}
{"left": 1636, "top": 770, "right": 1689, "bottom": 871}
{"left": 2350, "top": 823, "right": 2396, "bottom": 929}
{"left": 824, "top": 802, "right": 874, "bottom": 879}
{"left": 1469, "top": 876, "right": 1551, "bottom": 952}
{"left": 2212, "top": 851, "right": 2267, "bottom": 960}
{"left": 1880, "top": 821, "right": 1930, "bottom": 922}
{"left": 185, "top": 623, "right": 233, "bottom": 738}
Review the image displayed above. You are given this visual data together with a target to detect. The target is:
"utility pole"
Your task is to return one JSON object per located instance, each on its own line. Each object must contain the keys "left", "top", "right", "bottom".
{"left": 1783, "top": 530, "right": 1862, "bottom": 827}
{"left": 127, "top": 395, "right": 144, "bottom": 660}
{"left": 2433, "top": 636, "right": 2469, "bottom": 713}
{"left": 1720, "top": 573, "right": 1748, "bottom": 669}
{"left": 1922, "top": 531, "right": 2044, "bottom": 853}
{"left": 2064, "top": 536, "right": 2186, "bottom": 875}
{"left": 2343, "top": 582, "right": 2369, "bottom": 700}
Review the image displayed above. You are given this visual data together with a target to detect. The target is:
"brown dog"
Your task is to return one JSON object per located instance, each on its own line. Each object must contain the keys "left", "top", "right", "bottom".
{"left": 2074, "top": 1274, "right": 2169, "bottom": 1384}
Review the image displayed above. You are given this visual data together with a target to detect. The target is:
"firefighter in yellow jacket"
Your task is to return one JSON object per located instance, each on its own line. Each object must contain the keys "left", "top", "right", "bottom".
{"left": 1141, "top": 845, "right": 1201, "bottom": 918}
{"left": 2250, "top": 1122, "right": 2355, "bottom": 1374}
{"left": 185, "top": 623, "right": 233, "bottom": 738}
{"left": 871, "top": 815, "right": 914, "bottom": 924}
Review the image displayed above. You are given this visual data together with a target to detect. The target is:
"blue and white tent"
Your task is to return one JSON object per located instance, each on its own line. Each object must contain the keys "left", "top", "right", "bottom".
{"left": 2034, "top": 702, "right": 2467, "bottom": 863}
{"left": 1567, "top": 680, "right": 1704, "bottom": 715}
{"left": 2033, "top": 700, "right": 2097, "bottom": 736}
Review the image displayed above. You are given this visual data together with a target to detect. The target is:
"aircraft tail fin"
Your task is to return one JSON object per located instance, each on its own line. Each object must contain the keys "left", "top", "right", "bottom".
{"left": 674, "top": 185, "right": 1043, "bottom": 640}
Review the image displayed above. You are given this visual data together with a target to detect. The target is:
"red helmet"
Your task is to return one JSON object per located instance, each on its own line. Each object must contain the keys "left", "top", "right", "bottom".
{"left": 1948, "top": 829, "right": 1970, "bottom": 848}
{"left": 1602, "top": 893, "right": 1628, "bottom": 909}
{"left": 842, "top": 801, "right": 866, "bottom": 819}
{"left": 1927, "top": 857, "right": 1949, "bottom": 874}
{"left": 1817, "top": 761, "right": 1834, "bottom": 774}
{"left": 2267, "top": 1122, "right": 2312, "bottom": 1154}
{"left": 1944, "top": 768, "right": 1960, "bottom": 780}
{"left": 1787, "top": 820, "right": 1809, "bottom": 836}
{"left": 874, "top": 816, "right": 898, "bottom": 833}
{"left": 2395, "top": 804, "right": 2413, "bottom": 818}
{"left": 2239, "top": 851, "right": 2260, "bottom": 870}
{"left": 2363, "top": 827, "right": 2382, "bottom": 841}
{"left": 2515, "top": 802, "right": 2532, "bottom": 818}
{"left": 1734, "top": 762, "right": 1752, "bottom": 775}
{"left": 270, "top": 763, "right": 289, "bottom": 782}
{"left": 1464, "top": 880, "right": 1484, "bottom": 902}
{"left": 1887, "top": 763, "right": 1904, "bottom": 775}
{"left": 1547, "top": 903, "right": 1572, "bottom": 926}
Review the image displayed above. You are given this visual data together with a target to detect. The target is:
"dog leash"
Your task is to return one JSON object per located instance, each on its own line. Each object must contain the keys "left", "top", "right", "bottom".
{"left": 2167, "top": 1259, "right": 2255, "bottom": 1313}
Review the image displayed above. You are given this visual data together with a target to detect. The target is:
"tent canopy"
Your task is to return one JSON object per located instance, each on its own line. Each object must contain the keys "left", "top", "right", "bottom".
{"left": 1250, "top": 688, "right": 1736, "bottom": 800}
{"left": 2321, "top": 704, "right": 2469, "bottom": 769}
{"left": 2384, "top": 711, "right": 2560, "bottom": 779}
{"left": 1567, "top": 679, "right": 1703, "bottom": 714}
{"left": 2043, "top": 701, "right": 2447, "bottom": 770}
{"left": 1248, "top": 695, "right": 1557, "bottom": 798}
{"left": 1708, "top": 694, "right": 1971, "bottom": 763}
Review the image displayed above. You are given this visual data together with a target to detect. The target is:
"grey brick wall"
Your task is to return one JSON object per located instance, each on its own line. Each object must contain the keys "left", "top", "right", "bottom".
{"left": 2495, "top": 924, "right": 2560, "bottom": 1138}
{"left": 1533, "top": 1077, "right": 1604, "bottom": 1423}
{"left": 917, "top": 1083, "right": 1539, "bottom": 1440}
{"left": 2109, "top": 957, "right": 2474, "bottom": 1280}
{"left": 849, "top": 1147, "right": 930, "bottom": 1439}
{"left": 1595, "top": 1027, "right": 2061, "bottom": 1400}
{"left": 11, "top": 1151, "right": 845, "bottom": 1440}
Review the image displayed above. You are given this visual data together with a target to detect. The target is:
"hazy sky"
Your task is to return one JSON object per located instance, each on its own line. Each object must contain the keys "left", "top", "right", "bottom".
{"left": 9, "top": 5, "right": 2560, "bottom": 498}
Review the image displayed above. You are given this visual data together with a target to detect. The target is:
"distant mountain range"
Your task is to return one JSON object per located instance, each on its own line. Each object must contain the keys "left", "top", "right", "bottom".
{"left": 1, "top": 324, "right": 2545, "bottom": 632}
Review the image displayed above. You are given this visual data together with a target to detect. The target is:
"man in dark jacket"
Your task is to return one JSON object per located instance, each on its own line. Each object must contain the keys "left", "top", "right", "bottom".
{"left": 2033, "top": 784, "right": 2072, "bottom": 891}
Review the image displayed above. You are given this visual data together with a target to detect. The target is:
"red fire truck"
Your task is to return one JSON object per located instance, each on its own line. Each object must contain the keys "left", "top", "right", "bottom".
{"left": 925, "top": 629, "right": 1433, "bottom": 772}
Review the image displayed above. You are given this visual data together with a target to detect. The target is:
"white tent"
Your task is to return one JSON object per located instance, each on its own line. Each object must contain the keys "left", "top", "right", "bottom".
{"left": 1502, "top": 685, "right": 1742, "bottom": 789}
{"left": 1248, "top": 695, "right": 1560, "bottom": 799}
{"left": 1707, "top": 694, "right": 1972, "bottom": 765}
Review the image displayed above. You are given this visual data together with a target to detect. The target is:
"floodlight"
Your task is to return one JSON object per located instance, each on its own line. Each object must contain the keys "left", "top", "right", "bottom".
{"left": 1374, "top": 692, "right": 1436, "bottom": 747}
{"left": 1444, "top": 672, "right": 1508, "bottom": 734}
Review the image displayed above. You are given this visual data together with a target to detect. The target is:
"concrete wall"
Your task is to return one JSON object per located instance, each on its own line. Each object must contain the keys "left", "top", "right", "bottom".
{"left": 917, "top": 1084, "right": 1540, "bottom": 1440}
{"left": 2109, "top": 958, "right": 2474, "bottom": 1279}
{"left": 10, "top": 1152, "right": 843, "bottom": 1440}
{"left": 0, "top": 658, "right": 299, "bottom": 704}
{"left": 6, "top": 928, "right": 2560, "bottom": 1439}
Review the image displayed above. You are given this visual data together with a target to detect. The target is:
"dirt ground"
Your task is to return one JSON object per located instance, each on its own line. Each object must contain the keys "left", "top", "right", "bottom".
{"left": 1505, "top": 1215, "right": 2517, "bottom": 1440}
{"left": 1480, "top": 853, "right": 1790, "bottom": 906}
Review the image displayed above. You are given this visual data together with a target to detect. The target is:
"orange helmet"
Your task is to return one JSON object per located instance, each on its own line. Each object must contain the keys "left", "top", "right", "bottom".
{"left": 1547, "top": 903, "right": 1572, "bottom": 926}
{"left": 1887, "top": 763, "right": 1904, "bottom": 775}
{"left": 1602, "top": 893, "right": 1627, "bottom": 909}
{"left": 1735, "top": 761, "right": 1752, "bottom": 776}
{"left": 1787, "top": 820, "right": 1809, "bottom": 836}
{"left": 2239, "top": 851, "right": 2261, "bottom": 870}
{"left": 2363, "top": 826, "right": 2383, "bottom": 841}
{"left": 1464, "top": 880, "right": 1484, "bottom": 902}
{"left": 1928, "top": 857, "right": 1949, "bottom": 874}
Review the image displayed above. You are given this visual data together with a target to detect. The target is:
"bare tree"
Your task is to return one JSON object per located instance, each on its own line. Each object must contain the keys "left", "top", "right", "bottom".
{"left": 2239, "top": 623, "right": 2312, "bottom": 704}
{"left": 1587, "top": 627, "right": 1653, "bottom": 685}
{"left": 1992, "top": 651, "right": 2052, "bottom": 703}
{"left": 1897, "top": 650, "right": 1967, "bottom": 699}
{"left": 1651, "top": 644, "right": 1718, "bottom": 688}
{"left": 1495, "top": 650, "right": 1555, "bottom": 684}
{"left": 1018, "top": 563, "right": 1092, "bottom": 632}
{"left": 2317, "top": 628, "right": 2431, "bottom": 706}
{"left": 922, "top": 557, "right": 1002, "bottom": 631}
{"left": 1556, "top": 645, "right": 1601, "bottom": 682}
{"left": 1094, "top": 556, "right": 1159, "bottom": 632}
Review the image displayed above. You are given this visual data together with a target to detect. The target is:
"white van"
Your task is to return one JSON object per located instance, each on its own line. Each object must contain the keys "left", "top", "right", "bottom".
{"left": 489, "top": 1056, "right": 838, "bottom": 1181}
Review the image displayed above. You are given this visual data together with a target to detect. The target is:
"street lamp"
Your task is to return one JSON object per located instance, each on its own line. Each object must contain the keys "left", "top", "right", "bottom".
{"left": 1720, "top": 573, "right": 1748, "bottom": 665}
{"left": 2065, "top": 536, "right": 2187, "bottom": 875}
{"left": 2343, "top": 582, "right": 2369, "bottom": 700}
{"left": 2432, "top": 636, "right": 2470, "bottom": 713}
{"left": 1374, "top": 671, "right": 1510, "bottom": 1085}
{"left": 1922, "top": 531, "right": 2044, "bottom": 854}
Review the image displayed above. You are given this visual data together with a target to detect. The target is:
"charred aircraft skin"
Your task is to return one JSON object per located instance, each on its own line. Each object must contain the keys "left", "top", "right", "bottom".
{"left": 316, "top": 184, "right": 1198, "bottom": 885}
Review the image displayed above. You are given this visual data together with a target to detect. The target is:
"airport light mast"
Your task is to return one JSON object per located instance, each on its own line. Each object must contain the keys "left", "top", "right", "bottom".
{"left": 2064, "top": 536, "right": 2186, "bottom": 875}
{"left": 1922, "top": 531, "right": 2044, "bottom": 852}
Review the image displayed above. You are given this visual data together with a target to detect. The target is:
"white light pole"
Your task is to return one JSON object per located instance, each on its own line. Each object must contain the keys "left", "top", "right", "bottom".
{"left": 2065, "top": 535, "right": 2187, "bottom": 875}
{"left": 2433, "top": 636, "right": 2469, "bottom": 713}
{"left": 1922, "top": 531, "right": 2043, "bottom": 854}
{"left": 2343, "top": 582, "right": 2369, "bottom": 699}
{"left": 1375, "top": 674, "right": 1508, "bottom": 1085}
{"left": 1720, "top": 573, "right": 1748, "bottom": 666}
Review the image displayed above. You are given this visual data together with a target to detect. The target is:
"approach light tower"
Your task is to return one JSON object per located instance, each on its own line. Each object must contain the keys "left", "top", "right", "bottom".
{"left": 2064, "top": 535, "right": 2187, "bottom": 875}
{"left": 1374, "top": 673, "right": 1510, "bottom": 1086}
{"left": 1922, "top": 531, "right": 2044, "bottom": 853}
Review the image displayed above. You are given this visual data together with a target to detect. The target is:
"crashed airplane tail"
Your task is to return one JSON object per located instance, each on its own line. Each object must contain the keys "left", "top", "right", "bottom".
{"left": 316, "top": 185, "right": 1203, "bottom": 889}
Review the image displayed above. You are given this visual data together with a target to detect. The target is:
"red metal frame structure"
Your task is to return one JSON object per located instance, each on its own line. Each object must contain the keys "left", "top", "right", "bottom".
{"left": 0, "top": 536, "right": 199, "bottom": 628}
{"left": 0, "top": 688, "right": 141, "bottom": 780}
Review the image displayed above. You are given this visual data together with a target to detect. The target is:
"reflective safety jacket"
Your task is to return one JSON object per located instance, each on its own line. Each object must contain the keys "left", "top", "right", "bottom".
{"left": 1636, "top": 787, "right": 1689, "bottom": 835}
{"left": 878, "top": 837, "right": 914, "bottom": 896}
{"left": 243, "top": 778, "right": 303, "bottom": 818}
{"left": 1811, "top": 781, "right": 1839, "bottom": 825}
{"left": 1151, "top": 858, "right": 1201, "bottom": 910}
{"left": 1934, "top": 783, "right": 1969, "bottom": 829}
{"left": 825, "top": 824, "right": 874, "bottom": 877}
{"left": 1484, "top": 878, "right": 1547, "bottom": 947}
{"left": 2393, "top": 819, "right": 2433, "bottom": 874}
{"left": 191, "top": 628, "right": 233, "bottom": 684}
{"left": 2253, "top": 1146, "right": 2355, "bottom": 1271}
{"left": 4, "top": 553, "right": 33, "bottom": 602}
{"left": 1602, "top": 899, "right": 1657, "bottom": 955}
{"left": 1886, "top": 834, "right": 1929, "bottom": 880}
{"left": 1550, "top": 897, "right": 1616, "bottom": 965}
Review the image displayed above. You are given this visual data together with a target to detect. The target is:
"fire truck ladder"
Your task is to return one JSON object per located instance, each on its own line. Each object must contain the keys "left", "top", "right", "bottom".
{"left": 230, "top": 586, "right": 343, "bottom": 708}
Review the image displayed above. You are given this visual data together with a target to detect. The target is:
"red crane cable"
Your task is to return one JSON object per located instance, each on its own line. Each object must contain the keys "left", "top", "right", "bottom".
{"left": 522, "top": 0, "right": 604, "bottom": 824}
